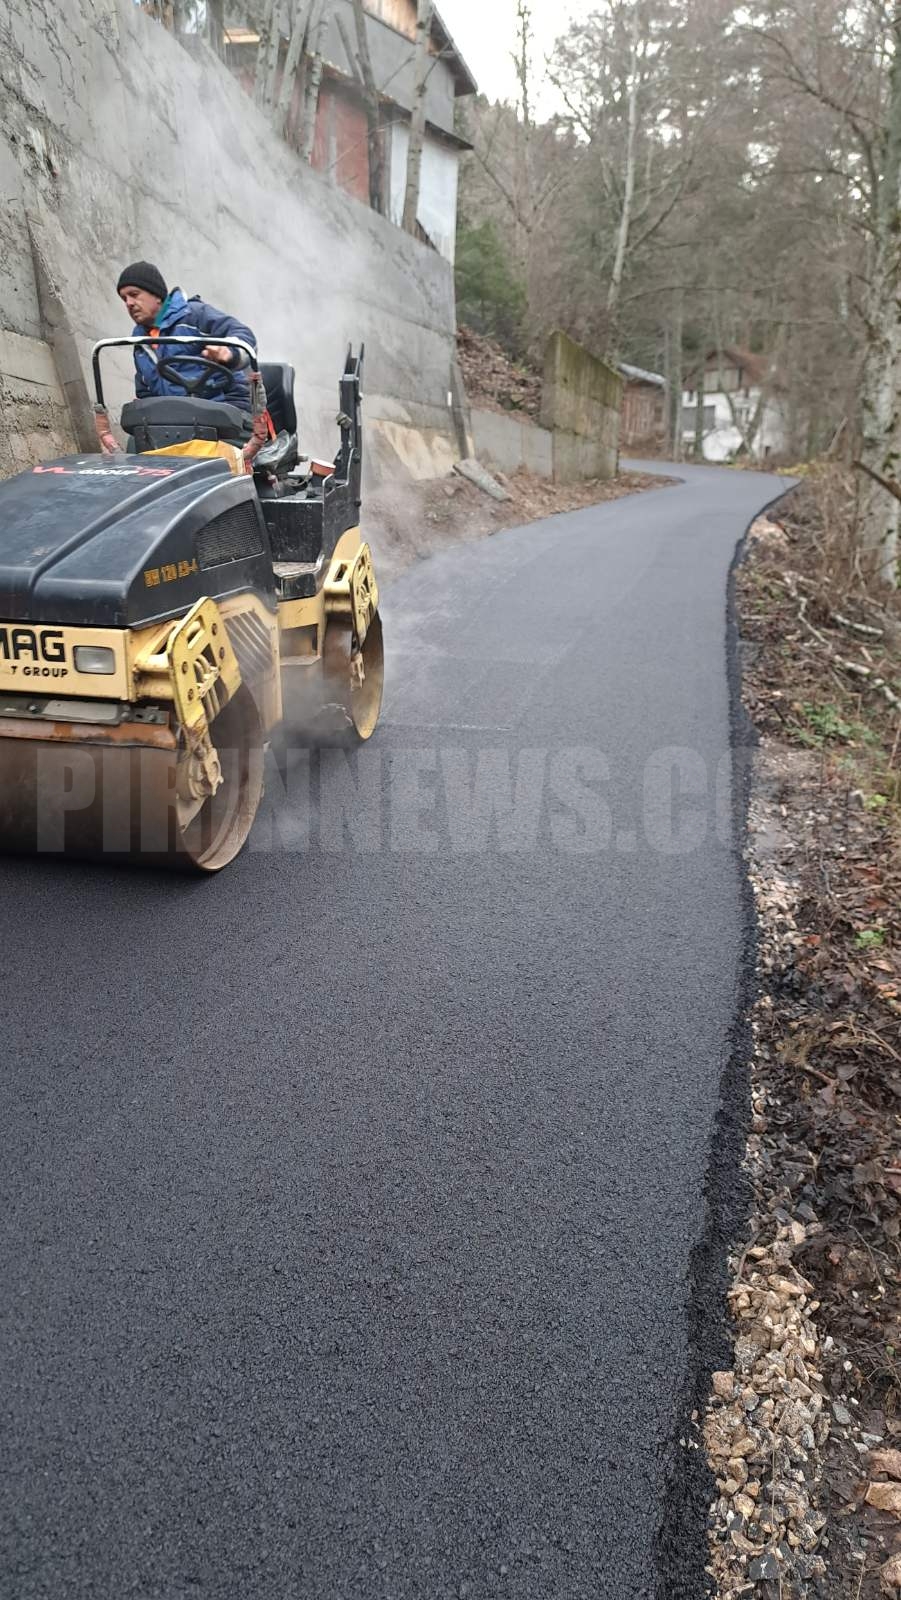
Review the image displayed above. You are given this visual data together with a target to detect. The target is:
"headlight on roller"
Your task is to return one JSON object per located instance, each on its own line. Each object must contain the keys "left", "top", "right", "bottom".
{"left": 73, "top": 645, "right": 116, "bottom": 675}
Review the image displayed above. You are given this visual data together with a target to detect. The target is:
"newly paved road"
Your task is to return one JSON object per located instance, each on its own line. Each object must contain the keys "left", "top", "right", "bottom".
{"left": 0, "top": 464, "right": 786, "bottom": 1599}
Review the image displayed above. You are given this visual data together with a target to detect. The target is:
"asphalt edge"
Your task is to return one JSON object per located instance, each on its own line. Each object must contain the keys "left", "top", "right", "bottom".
{"left": 653, "top": 485, "right": 796, "bottom": 1599}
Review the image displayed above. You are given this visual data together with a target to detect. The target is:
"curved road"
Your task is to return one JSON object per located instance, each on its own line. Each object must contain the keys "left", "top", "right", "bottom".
{"left": 0, "top": 463, "right": 786, "bottom": 1599}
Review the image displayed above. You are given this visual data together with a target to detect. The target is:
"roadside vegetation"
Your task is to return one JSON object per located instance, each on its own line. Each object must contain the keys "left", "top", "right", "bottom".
{"left": 707, "top": 468, "right": 901, "bottom": 1598}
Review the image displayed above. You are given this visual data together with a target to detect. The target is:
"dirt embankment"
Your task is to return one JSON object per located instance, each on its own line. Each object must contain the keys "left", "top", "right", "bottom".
{"left": 455, "top": 325, "right": 542, "bottom": 419}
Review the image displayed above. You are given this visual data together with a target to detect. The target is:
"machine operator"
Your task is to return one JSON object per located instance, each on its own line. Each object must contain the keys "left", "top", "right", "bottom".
{"left": 116, "top": 261, "right": 257, "bottom": 413}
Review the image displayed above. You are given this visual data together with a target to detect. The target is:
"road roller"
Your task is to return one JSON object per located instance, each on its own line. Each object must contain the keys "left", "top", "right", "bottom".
{"left": 0, "top": 338, "right": 383, "bottom": 870}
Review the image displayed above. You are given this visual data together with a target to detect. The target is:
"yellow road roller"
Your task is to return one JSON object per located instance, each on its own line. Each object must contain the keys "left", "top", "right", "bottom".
{"left": 0, "top": 339, "right": 383, "bottom": 870}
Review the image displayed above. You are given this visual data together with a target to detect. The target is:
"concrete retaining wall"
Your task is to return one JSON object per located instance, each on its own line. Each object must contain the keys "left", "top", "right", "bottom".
{"left": 470, "top": 408, "right": 553, "bottom": 478}
{"left": 470, "top": 335, "right": 623, "bottom": 485}
{"left": 0, "top": 0, "right": 458, "bottom": 483}
{"left": 541, "top": 332, "right": 622, "bottom": 482}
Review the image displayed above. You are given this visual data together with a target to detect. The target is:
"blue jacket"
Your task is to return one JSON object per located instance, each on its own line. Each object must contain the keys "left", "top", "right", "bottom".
{"left": 132, "top": 288, "right": 257, "bottom": 411}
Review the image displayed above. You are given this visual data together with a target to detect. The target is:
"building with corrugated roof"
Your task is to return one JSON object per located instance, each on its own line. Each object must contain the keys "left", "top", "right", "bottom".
{"left": 222, "top": 0, "right": 476, "bottom": 263}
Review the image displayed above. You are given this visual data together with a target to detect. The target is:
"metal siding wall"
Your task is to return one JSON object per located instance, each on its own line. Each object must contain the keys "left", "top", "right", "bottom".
{"left": 323, "top": 0, "right": 457, "bottom": 135}
{"left": 386, "top": 126, "right": 458, "bottom": 262}
{"left": 418, "top": 136, "right": 459, "bottom": 263}
{"left": 387, "top": 122, "right": 407, "bottom": 228}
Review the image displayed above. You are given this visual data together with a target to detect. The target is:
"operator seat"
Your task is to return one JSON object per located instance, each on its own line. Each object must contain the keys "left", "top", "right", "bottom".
{"left": 260, "top": 364, "right": 297, "bottom": 437}
{"left": 120, "top": 395, "right": 253, "bottom": 452}
{"left": 254, "top": 362, "right": 299, "bottom": 478}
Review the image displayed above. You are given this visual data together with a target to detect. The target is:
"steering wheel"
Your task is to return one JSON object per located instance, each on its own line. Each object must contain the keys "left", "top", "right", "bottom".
{"left": 154, "top": 351, "right": 232, "bottom": 397}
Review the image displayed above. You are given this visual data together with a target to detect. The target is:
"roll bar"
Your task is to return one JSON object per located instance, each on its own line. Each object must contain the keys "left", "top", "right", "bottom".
{"left": 90, "top": 335, "right": 258, "bottom": 408}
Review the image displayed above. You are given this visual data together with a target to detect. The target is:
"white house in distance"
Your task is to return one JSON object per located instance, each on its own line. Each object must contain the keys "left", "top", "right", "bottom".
{"left": 682, "top": 347, "right": 785, "bottom": 463}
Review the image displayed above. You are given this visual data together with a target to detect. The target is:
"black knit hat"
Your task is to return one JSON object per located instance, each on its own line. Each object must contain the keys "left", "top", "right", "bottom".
{"left": 116, "top": 261, "right": 167, "bottom": 300}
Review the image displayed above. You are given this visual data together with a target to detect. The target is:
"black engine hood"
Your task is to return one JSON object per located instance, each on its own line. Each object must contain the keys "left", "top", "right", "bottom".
{"left": 0, "top": 453, "right": 270, "bottom": 627}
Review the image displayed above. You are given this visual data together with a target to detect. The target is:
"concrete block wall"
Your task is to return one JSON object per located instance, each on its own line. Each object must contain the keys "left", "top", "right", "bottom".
{"left": 0, "top": 0, "right": 459, "bottom": 484}
{"left": 470, "top": 407, "right": 553, "bottom": 479}
{"left": 469, "top": 335, "right": 624, "bottom": 485}
{"left": 541, "top": 332, "right": 623, "bottom": 482}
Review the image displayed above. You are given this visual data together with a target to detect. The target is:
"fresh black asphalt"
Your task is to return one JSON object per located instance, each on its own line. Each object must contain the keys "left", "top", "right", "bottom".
{"left": 0, "top": 464, "right": 787, "bottom": 1599}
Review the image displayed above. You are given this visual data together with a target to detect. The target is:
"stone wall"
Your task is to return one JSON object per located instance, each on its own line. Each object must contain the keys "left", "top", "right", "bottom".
{"left": 0, "top": 331, "right": 77, "bottom": 477}
{"left": 541, "top": 332, "right": 623, "bottom": 482}
{"left": 0, "top": 0, "right": 459, "bottom": 482}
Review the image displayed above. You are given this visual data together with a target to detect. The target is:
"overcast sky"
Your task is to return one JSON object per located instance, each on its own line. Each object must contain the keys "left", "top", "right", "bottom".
{"left": 437, "top": 0, "right": 595, "bottom": 110}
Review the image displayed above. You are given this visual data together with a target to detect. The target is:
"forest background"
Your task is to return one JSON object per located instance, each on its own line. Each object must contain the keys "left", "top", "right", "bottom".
{"left": 454, "top": 0, "right": 901, "bottom": 581}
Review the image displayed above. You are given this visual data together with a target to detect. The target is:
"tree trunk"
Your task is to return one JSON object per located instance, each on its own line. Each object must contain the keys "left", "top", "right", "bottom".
{"left": 670, "top": 296, "right": 684, "bottom": 461}
{"left": 857, "top": 8, "right": 901, "bottom": 586}
{"left": 207, "top": 0, "right": 225, "bottom": 55}
{"left": 858, "top": 241, "right": 901, "bottom": 583}
{"left": 512, "top": 0, "right": 533, "bottom": 274}
{"left": 402, "top": 0, "right": 434, "bottom": 236}
{"left": 725, "top": 385, "right": 767, "bottom": 458}
{"left": 351, "top": 0, "right": 384, "bottom": 213}
{"left": 662, "top": 323, "right": 672, "bottom": 448}
{"left": 693, "top": 369, "right": 705, "bottom": 459}
{"left": 273, "top": 0, "right": 312, "bottom": 133}
{"left": 516, "top": 0, "right": 532, "bottom": 129}
{"left": 300, "top": 0, "right": 328, "bottom": 162}
{"left": 605, "top": 1, "right": 641, "bottom": 349}
{"left": 255, "top": 0, "right": 282, "bottom": 110}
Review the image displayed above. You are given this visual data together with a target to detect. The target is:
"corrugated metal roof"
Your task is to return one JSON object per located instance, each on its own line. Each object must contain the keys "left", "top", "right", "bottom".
{"left": 619, "top": 362, "right": 665, "bottom": 388}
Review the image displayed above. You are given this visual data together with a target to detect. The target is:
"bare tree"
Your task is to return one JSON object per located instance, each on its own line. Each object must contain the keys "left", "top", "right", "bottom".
{"left": 300, "top": 0, "right": 330, "bottom": 161}
{"left": 509, "top": 0, "right": 538, "bottom": 267}
{"left": 206, "top": 0, "right": 225, "bottom": 56}
{"left": 351, "top": 0, "right": 385, "bottom": 213}
{"left": 273, "top": 0, "right": 313, "bottom": 132}
{"left": 547, "top": 0, "right": 706, "bottom": 355}
{"left": 606, "top": 1, "right": 641, "bottom": 328}
{"left": 747, "top": 0, "right": 899, "bottom": 580}
{"left": 669, "top": 294, "right": 684, "bottom": 460}
{"left": 462, "top": 8, "right": 573, "bottom": 348}
{"left": 402, "top": 0, "right": 434, "bottom": 235}
{"left": 254, "top": 0, "right": 282, "bottom": 112}
{"left": 857, "top": 9, "right": 901, "bottom": 583}
{"left": 514, "top": 0, "right": 532, "bottom": 129}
